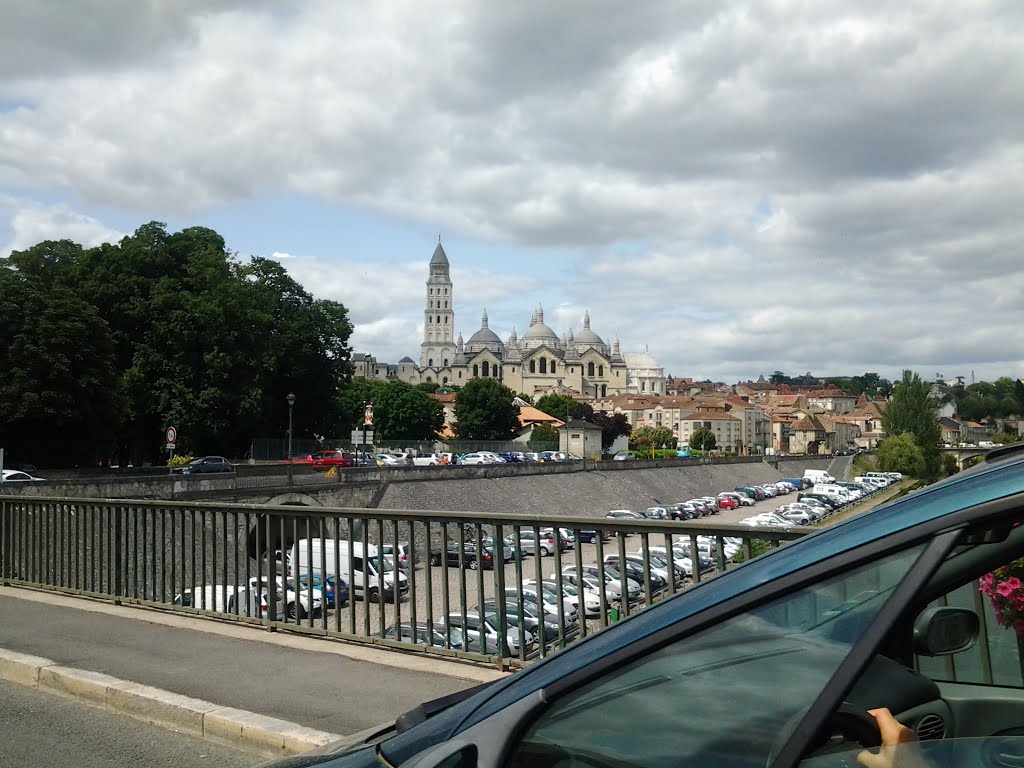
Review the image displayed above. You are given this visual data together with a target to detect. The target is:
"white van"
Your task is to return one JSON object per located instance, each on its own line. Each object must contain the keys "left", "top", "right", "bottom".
{"left": 863, "top": 472, "right": 894, "bottom": 484}
{"left": 812, "top": 484, "right": 852, "bottom": 504}
{"left": 803, "top": 469, "right": 836, "bottom": 485}
{"left": 290, "top": 539, "right": 408, "bottom": 602}
{"left": 854, "top": 475, "right": 887, "bottom": 489}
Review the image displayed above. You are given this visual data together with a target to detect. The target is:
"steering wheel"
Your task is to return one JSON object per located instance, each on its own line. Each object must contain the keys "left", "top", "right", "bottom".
{"left": 769, "top": 702, "right": 882, "bottom": 766}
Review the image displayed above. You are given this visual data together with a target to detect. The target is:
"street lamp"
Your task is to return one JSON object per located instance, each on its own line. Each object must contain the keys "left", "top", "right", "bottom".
{"left": 286, "top": 393, "right": 296, "bottom": 461}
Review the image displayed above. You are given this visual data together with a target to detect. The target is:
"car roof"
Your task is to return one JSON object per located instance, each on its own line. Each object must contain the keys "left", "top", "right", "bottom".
{"left": 440, "top": 449, "right": 1024, "bottom": 734}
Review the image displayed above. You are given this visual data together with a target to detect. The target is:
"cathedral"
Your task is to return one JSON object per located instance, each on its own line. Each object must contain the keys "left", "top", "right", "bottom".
{"left": 395, "top": 242, "right": 632, "bottom": 399}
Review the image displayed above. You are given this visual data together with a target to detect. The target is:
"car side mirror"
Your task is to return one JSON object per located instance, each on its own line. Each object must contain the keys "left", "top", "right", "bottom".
{"left": 913, "top": 607, "right": 979, "bottom": 656}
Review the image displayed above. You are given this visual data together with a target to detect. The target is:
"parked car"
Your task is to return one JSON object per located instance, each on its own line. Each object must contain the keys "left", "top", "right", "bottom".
{"left": 177, "top": 456, "right": 234, "bottom": 475}
{"left": 383, "top": 622, "right": 498, "bottom": 655}
{"left": 297, "top": 572, "right": 349, "bottom": 608}
{"left": 459, "top": 453, "right": 493, "bottom": 465}
{"left": 720, "top": 491, "right": 755, "bottom": 507}
{"left": 412, "top": 453, "right": 440, "bottom": 466}
{"left": 573, "top": 528, "right": 612, "bottom": 544}
{"left": 429, "top": 541, "right": 510, "bottom": 570}
{"left": 1, "top": 469, "right": 45, "bottom": 482}
{"left": 716, "top": 493, "right": 739, "bottom": 510}
{"left": 612, "top": 451, "right": 635, "bottom": 461}
{"left": 379, "top": 542, "right": 413, "bottom": 571}
{"left": 375, "top": 453, "right": 404, "bottom": 467}
{"left": 605, "top": 509, "right": 642, "bottom": 520}
{"left": 478, "top": 600, "right": 558, "bottom": 645}
{"left": 444, "top": 610, "right": 533, "bottom": 654}
{"left": 297, "top": 450, "right": 354, "bottom": 468}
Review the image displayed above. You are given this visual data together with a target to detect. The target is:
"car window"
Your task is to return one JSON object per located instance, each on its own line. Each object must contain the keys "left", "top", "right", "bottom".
{"left": 506, "top": 544, "right": 925, "bottom": 768}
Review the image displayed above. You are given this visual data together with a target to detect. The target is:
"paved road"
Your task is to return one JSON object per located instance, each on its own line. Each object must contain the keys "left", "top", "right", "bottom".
{"left": 0, "top": 594, "right": 479, "bottom": 736}
{"left": 0, "top": 678, "right": 255, "bottom": 768}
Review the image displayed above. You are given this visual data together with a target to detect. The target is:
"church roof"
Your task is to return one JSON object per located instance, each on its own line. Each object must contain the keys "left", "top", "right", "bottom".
{"left": 573, "top": 310, "right": 605, "bottom": 346}
{"left": 398, "top": 356, "right": 414, "bottom": 363}
{"left": 467, "top": 309, "right": 503, "bottom": 347}
{"left": 430, "top": 242, "right": 449, "bottom": 268}
{"left": 522, "top": 304, "right": 559, "bottom": 342}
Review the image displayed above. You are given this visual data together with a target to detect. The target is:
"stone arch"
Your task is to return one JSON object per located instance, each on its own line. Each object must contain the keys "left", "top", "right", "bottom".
{"left": 265, "top": 493, "right": 321, "bottom": 507}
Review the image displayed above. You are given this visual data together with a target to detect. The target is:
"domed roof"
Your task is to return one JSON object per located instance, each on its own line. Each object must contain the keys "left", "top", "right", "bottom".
{"left": 573, "top": 310, "right": 605, "bottom": 346}
{"left": 522, "top": 304, "right": 559, "bottom": 342}
{"left": 466, "top": 310, "right": 504, "bottom": 350}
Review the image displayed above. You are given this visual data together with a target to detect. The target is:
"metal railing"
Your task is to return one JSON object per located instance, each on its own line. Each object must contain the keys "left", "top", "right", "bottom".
{"left": 0, "top": 496, "right": 807, "bottom": 668}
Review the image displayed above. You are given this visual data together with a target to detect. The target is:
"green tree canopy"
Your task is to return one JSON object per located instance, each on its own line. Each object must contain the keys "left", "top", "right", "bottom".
{"left": 371, "top": 381, "right": 445, "bottom": 440}
{"left": 876, "top": 432, "right": 926, "bottom": 478}
{"left": 689, "top": 427, "right": 718, "bottom": 451}
{"left": 0, "top": 266, "right": 118, "bottom": 465}
{"left": 416, "top": 381, "right": 440, "bottom": 393}
{"left": 629, "top": 425, "right": 676, "bottom": 451}
{"left": 530, "top": 422, "right": 560, "bottom": 444}
{"left": 883, "top": 370, "right": 941, "bottom": 480}
{"left": 534, "top": 394, "right": 579, "bottom": 423}
{"left": 453, "top": 378, "right": 520, "bottom": 440}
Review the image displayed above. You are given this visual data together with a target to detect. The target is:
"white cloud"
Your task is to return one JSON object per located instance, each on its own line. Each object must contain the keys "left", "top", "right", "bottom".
{"left": 270, "top": 251, "right": 293, "bottom": 260}
{"left": 0, "top": 198, "right": 124, "bottom": 257}
{"left": 0, "top": 2, "right": 1022, "bottom": 382}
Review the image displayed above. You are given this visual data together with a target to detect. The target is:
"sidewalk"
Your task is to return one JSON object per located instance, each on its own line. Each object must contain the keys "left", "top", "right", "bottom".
{"left": 0, "top": 587, "right": 503, "bottom": 752}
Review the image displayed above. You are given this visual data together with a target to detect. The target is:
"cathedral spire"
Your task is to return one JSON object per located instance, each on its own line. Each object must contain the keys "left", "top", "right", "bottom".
{"left": 481, "top": 308, "right": 489, "bottom": 328}
{"left": 583, "top": 310, "right": 591, "bottom": 329}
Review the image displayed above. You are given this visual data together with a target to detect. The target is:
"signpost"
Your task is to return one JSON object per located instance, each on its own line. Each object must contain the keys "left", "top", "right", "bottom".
{"left": 361, "top": 402, "right": 374, "bottom": 460}
{"left": 165, "top": 426, "right": 177, "bottom": 473}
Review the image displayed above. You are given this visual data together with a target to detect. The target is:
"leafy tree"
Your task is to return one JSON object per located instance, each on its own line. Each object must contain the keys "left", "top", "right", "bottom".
{"left": 0, "top": 266, "right": 118, "bottom": 465}
{"left": 336, "top": 378, "right": 387, "bottom": 434}
{"left": 689, "top": 427, "right": 718, "bottom": 451}
{"left": 1016, "top": 379, "right": 1024, "bottom": 410}
{"left": 589, "top": 409, "right": 632, "bottom": 450}
{"left": 941, "top": 453, "right": 961, "bottom": 478}
{"left": 876, "top": 432, "right": 926, "bottom": 478}
{"left": 453, "top": 378, "right": 520, "bottom": 440}
{"left": 371, "top": 381, "right": 445, "bottom": 440}
{"left": 530, "top": 422, "right": 560, "bottom": 444}
{"left": 989, "top": 432, "right": 1023, "bottom": 445}
{"left": 416, "top": 381, "right": 440, "bottom": 393}
{"left": 883, "top": 370, "right": 941, "bottom": 480}
{"left": 769, "top": 371, "right": 790, "bottom": 385}
{"left": 629, "top": 425, "right": 676, "bottom": 451}
{"left": 534, "top": 393, "right": 579, "bottom": 423}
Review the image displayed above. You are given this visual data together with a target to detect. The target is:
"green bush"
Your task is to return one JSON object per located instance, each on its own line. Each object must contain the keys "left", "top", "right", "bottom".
{"left": 730, "top": 539, "right": 771, "bottom": 564}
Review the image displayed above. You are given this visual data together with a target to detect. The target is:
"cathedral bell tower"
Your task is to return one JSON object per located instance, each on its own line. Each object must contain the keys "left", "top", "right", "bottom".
{"left": 420, "top": 240, "right": 457, "bottom": 369}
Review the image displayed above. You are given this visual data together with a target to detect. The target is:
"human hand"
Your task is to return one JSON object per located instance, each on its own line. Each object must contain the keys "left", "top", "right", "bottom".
{"left": 857, "top": 708, "right": 929, "bottom": 768}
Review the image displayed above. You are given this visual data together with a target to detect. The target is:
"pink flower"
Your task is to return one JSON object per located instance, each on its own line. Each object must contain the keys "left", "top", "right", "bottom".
{"left": 997, "top": 582, "right": 1017, "bottom": 597}
{"left": 1006, "top": 577, "right": 1023, "bottom": 591}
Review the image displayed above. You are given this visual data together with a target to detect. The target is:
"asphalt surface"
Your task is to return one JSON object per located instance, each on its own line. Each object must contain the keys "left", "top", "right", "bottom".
{"left": 0, "top": 678, "right": 256, "bottom": 768}
{"left": 0, "top": 595, "right": 477, "bottom": 736}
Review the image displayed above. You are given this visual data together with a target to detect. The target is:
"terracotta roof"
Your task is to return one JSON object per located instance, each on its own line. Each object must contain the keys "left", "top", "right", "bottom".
{"left": 429, "top": 392, "right": 457, "bottom": 404}
{"left": 519, "top": 405, "right": 564, "bottom": 427}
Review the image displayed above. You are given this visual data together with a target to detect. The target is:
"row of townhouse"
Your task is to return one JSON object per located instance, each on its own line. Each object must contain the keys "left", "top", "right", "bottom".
{"left": 937, "top": 416, "right": 988, "bottom": 446}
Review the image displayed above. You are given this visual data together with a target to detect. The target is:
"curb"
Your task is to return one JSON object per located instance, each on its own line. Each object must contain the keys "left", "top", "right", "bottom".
{"left": 0, "top": 647, "right": 342, "bottom": 759}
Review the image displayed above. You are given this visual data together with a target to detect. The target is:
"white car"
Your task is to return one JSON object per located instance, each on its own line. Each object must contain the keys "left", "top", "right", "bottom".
{"left": 460, "top": 453, "right": 491, "bottom": 465}
{"left": 555, "top": 571, "right": 624, "bottom": 604}
{"left": 741, "top": 513, "right": 793, "bottom": 528}
{"left": 720, "top": 492, "right": 755, "bottom": 507}
{"left": 412, "top": 454, "right": 439, "bottom": 466}
{"left": 774, "top": 507, "right": 814, "bottom": 526}
{"left": 544, "top": 579, "right": 602, "bottom": 617}
{"left": 1, "top": 470, "right": 46, "bottom": 482}
{"left": 376, "top": 453, "right": 404, "bottom": 466}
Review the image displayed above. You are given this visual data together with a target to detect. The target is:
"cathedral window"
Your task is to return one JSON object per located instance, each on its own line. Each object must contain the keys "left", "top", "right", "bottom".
{"left": 641, "top": 381, "right": 646, "bottom": 392}
{"left": 588, "top": 362, "right": 595, "bottom": 377}
{"left": 473, "top": 364, "right": 479, "bottom": 377}
{"left": 530, "top": 360, "right": 536, "bottom": 374}
{"left": 427, "top": 316, "right": 431, "bottom": 324}
{"left": 444, "top": 301, "right": 448, "bottom": 308}
{"left": 540, "top": 358, "right": 547, "bottom": 374}
{"left": 443, "top": 358, "right": 448, "bottom": 366}
{"left": 429, "top": 358, "right": 434, "bottom": 367}
{"left": 437, "top": 315, "right": 441, "bottom": 323}
{"left": 599, "top": 365, "right": 604, "bottom": 377}
{"left": 494, "top": 366, "right": 500, "bottom": 377}
{"left": 444, "top": 316, "right": 448, "bottom": 323}
{"left": 550, "top": 358, "right": 556, "bottom": 371}
{"left": 443, "top": 377, "right": 448, "bottom": 385}
{"left": 602, "top": 384, "right": 607, "bottom": 397}
{"left": 483, "top": 361, "right": 490, "bottom": 377}
{"left": 458, "top": 371, "right": 462, "bottom": 379}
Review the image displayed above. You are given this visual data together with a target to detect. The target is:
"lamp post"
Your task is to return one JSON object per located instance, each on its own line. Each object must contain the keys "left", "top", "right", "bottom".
{"left": 286, "top": 393, "right": 296, "bottom": 462}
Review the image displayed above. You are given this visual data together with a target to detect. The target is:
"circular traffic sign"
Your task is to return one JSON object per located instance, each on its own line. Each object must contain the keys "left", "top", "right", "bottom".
{"left": 165, "top": 426, "right": 177, "bottom": 445}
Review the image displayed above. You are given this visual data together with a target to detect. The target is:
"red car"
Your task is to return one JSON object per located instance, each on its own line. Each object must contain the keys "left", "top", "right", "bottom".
{"left": 716, "top": 494, "right": 739, "bottom": 510}
{"left": 299, "top": 450, "right": 354, "bottom": 468}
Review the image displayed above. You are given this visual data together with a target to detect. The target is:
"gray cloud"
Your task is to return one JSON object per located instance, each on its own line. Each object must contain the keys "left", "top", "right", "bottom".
{"left": 0, "top": 1, "right": 1021, "bottom": 382}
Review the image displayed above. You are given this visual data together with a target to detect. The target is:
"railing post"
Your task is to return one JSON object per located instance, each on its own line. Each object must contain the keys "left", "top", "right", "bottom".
{"left": 113, "top": 504, "right": 123, "bottom": 603}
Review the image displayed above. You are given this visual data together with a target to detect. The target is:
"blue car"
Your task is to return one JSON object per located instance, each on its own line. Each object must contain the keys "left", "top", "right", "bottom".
{"left": 268, "top": 445, "right": 1024, "bottom": 768}
{"left": 297, "top": 573, "right": 348, "bottom": 609}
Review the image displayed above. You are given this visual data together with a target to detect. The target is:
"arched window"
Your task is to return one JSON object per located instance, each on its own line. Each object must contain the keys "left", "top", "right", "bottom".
{"left": 473, "top": 364, "right": 479, "bottom": 377}
{"left": 444, "top": 316, "right": 448, "bottom": 323}
{"left": 641, "top": 381, "right": 646, "bottom": 392}
{"left": 437, "top": 315, "right": 441, "bottom": 324}
{"left": 588, "top": 362, "right": 595, "bottom": 377}
{"left": 429, "top": 358, "right": 434, "bottom": 367}
{"left": 483, "top": 361, "right": 490, "bottom": 377}
{"left": 551, "top": 359, "right": 557, "bottom": 371}
{"left": 426, "top": 376, "right": 432, "bottom": 382}
{"left": 443, "top": 358, "right": 448, "bottom": 366}
{"left": 599, "top": 365, "right": 604, "bottom": 377}
{"left": 443, "top": 377, "right": 448, "bottom": 385}
{"left": 530, "top": 360, "right": 536, "bottom": 374}
{"left": 427, "top": 316, "right": 432, "bottom": 324}
{"left": 540, "top": 358, "right": 547, "bottom": 374}
{"left": 601, "top": 384, "right": 607, "bottom": 397}
{"left": 494, "top": 366, "right": 500, "bottom": 378}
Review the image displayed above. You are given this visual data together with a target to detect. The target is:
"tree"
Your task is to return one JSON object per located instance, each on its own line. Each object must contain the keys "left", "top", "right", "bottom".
{"left": 370, "top": 381, "right": 445, "bottom": 440}
{"left": 689, "top": 427, "right": 718, "bottom": 451}
{"left": 769, "top": 371, "right": 790, "bottom": 385}
{"left": 989, "top": 432, "right": 1023, "bottom": 445}
{"left": 0, "top": 267, "right": 118, "bottom": 465}
{"left": 1016, "top": 379, "right": 1024, "bottom": 411}
{"left": 530, "top": 422, "right": 560, "bottom": 444}
{"left": 416, "top": 381, "right": 440, "bottom": 393}
{"left": 629, "top": 425, "right": 676, "bottom": 451}
{"left": 941, "top": 453, "right": 961, "bottom": 478}
{"left": 453, "top": 378, "right": 521, "bottom": 440}
{"left": 534, "top": 394, "right": 579, "bottom": 423}
{"left": 876, "top": 432, "right": 926, "bottom": 478}
{"left": 883, "top": 370, "right": 941, "bottom": 480}
{"left": 589, "top": 409, "right": 632, "bottom": 450}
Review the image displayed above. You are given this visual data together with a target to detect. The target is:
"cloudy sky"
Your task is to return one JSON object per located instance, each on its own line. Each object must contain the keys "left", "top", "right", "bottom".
{"left": 1, "top": 1, "right": 1022, "bottom": 384}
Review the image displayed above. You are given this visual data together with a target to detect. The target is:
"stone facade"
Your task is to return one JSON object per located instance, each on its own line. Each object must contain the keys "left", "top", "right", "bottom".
{"left": 394, "top": 244, "right": 636, "bottom": 398}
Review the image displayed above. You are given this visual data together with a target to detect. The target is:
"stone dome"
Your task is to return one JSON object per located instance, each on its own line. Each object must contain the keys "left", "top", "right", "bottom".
{"left": 573, "top": 310, "right": 605, "bottom": 346}
{"left": 466, "top": 310, "right": 504, "bottom": 353}
{"left": 520, "top": 304, "right": 560, "bottom": 349}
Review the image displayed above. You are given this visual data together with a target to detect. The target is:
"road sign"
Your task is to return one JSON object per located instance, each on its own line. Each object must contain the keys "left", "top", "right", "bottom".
{"left": 165, "top": 426, "right": 177, "bottom": 445}
{"left": 351, "top": 430, "right": 374, "bottom": 444}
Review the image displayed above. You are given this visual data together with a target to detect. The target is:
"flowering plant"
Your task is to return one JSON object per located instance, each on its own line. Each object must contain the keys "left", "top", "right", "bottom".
{"left": 979, "top": 560, "right": 1024, "bottom": 634}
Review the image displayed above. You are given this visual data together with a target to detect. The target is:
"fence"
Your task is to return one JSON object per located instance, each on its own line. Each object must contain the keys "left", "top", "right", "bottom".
{"left": 0, "top": 496, "right": 807, "bottom": 668}
{"left": 249, "top": 439, "right": 561, "bottom": 462}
